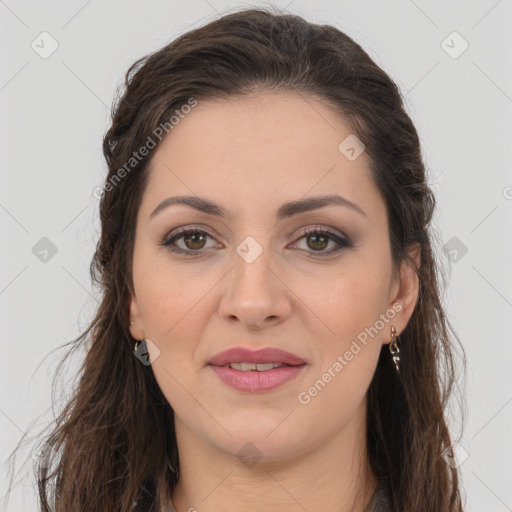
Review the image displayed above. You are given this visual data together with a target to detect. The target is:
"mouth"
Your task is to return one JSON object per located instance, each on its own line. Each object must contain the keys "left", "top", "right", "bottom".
{"left": 207, "top": 347, "right": 307, "bottom": 392}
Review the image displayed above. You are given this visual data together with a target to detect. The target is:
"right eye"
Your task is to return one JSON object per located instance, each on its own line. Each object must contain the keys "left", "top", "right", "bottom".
{"left": 159, "top": 227, "right": 220, "bottom": 255}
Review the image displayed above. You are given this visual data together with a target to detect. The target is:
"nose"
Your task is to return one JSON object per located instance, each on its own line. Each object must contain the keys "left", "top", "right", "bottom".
{"left": 218, "top": 242, "right": 292, "bottom": 330}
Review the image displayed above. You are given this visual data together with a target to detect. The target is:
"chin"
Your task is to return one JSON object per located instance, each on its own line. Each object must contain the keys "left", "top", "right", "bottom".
{"left": 208, "top": 420, "right": 307, "bottom": 462}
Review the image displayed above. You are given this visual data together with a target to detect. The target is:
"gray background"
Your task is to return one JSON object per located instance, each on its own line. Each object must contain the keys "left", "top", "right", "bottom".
{"left": 1, "top": 0, "right": 511, "bottom": 510}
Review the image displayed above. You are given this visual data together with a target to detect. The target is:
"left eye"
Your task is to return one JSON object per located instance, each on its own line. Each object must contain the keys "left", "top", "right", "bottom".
{"left": 292, "top": 229, "right": 351, "bottom": 255}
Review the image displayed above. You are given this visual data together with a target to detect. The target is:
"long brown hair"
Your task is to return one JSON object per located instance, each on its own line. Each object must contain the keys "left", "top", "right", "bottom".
{"left": 4, "top": 6, "right": 467, "bottom": 511}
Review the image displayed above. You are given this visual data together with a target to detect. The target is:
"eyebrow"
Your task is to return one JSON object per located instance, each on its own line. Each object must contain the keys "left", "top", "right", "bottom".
{"left": 149, "top": 194, "right": 367, "bottom": 220}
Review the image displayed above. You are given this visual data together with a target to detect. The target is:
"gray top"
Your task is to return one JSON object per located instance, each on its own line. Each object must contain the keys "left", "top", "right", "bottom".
{"left": 167, "top": 479, "right": 393, "bottom": 512}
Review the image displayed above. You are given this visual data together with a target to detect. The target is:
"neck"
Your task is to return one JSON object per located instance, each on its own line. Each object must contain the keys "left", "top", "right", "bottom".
{"left": 169, "top": 400, "right": 378, "bottom": 512}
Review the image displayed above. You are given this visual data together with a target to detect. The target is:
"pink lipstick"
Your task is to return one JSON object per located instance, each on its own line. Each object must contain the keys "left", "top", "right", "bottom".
{"left": 208, "top": 347, "right": 307, "bottom": 392}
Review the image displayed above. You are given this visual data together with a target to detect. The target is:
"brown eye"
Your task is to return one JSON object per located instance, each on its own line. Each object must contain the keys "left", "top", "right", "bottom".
{"left": 182, "top": 231, "right": 207, "bottom": 250}
{"left": 160, "top": 228, "right": 218, "bottom": 255}
{"left": 293, "top": 228, "right": 352, "bottom": 255}
{"left": 306, "top": 233, "right": 329, "bottom": 251}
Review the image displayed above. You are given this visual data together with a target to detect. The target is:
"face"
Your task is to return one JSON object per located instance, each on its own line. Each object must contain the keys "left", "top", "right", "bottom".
{"left": 129, "top": 91, "right": 418, "bottom": 462}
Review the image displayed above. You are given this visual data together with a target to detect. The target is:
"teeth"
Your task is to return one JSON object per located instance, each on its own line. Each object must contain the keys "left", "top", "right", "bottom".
{"left": 228, "top": 362, "right": 284, "bottom": 371}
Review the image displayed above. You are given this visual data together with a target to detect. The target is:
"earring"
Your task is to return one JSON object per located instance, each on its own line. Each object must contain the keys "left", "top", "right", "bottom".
{"left": 389, "top": 325, "right": 400, "bottom": 375}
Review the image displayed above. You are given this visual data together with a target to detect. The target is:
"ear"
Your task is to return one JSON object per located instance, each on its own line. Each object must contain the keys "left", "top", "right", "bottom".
{"left": 386, "top": 244, "right": 421, "bottom": 343}
{"left": 128, "top": 293, "right": 145, "bottom": 340}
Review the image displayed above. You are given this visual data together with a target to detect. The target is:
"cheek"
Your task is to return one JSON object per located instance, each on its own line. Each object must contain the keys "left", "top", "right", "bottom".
{"left": 135, "top": 257, "right": 213, "bottom": 340}
{"left": 296, "top": 273, "right": 386, "bottom": 416}
{"left": 301, "top": 266, "right": 390, "bottom": 343}
{"left": 135, "top": 268, "right": 223, "bottom": 405}
{"left": 138, "top": 270, "right": 208, "bottom": 408}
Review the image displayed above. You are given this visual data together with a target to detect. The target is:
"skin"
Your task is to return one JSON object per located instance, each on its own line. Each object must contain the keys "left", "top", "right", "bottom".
{"left": 129, "top": 91, "right": 420, "bottom": 512}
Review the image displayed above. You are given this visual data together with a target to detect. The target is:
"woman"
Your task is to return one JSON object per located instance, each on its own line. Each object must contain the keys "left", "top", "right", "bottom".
{"left": 17, "top": 6, "right": 466, "bottom": 512}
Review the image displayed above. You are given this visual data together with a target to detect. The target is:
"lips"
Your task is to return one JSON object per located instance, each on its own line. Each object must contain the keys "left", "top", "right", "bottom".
{"left": 207, "top": 347, "right": 305, "bottom": 367}
{"left": 208, "top": 347, "right": 307, "bottom": 392}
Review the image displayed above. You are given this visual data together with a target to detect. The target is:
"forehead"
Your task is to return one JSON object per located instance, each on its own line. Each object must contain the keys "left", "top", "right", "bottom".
{"left": 141, "top": 92, "right": 383, "bottom": 222}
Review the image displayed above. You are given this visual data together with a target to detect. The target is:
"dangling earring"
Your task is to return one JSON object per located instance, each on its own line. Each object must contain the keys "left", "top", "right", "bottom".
{"left": 389, "top": 325, "right": 400, "bottom": 374}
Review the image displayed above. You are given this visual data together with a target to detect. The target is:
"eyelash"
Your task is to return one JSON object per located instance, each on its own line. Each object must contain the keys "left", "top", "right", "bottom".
{"left": 159, "top": 226, "right": 352, "bottom": 257}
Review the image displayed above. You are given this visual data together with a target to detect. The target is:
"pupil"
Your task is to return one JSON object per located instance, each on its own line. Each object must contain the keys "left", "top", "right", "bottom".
{"left": 185, "top": 233, "right": 205, "bottom": 250}
{"left": 308, "top": 234, "right": 327, "bottom": 251}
